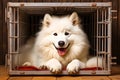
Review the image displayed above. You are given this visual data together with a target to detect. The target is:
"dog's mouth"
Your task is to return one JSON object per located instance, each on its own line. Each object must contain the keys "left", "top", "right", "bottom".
{"left": 54, "top": 44, "right": 70, "bottom": 56}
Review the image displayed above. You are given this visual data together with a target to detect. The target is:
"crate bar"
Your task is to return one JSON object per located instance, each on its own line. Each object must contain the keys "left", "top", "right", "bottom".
{"left": 97, "top": 22, "right": 109, "bottom": 24}
{"left": 17, "top": 8, "right": 19, "bottom": 53}
{"left": 9, "top": 54, "right": 12, "bottom": 73}
{"left": 102, "top": 8, "right": 107, "bottom": 70}
{"left": 101, "top": 8, "right": 104, "bottom": 69}
{"left": 95, "top": 36, "right": 110, "bottom": 38}
{"left": 107, "top": 8, "right": 112, "bottom": 57}
{"left": 9, "top": 70, "right": 110, "bottom": 75}
{"left": 93, "top": 12, "right": 96, "bottom": 56}
{"left": 7, "top": 2, "right": 112, "bottom": 7}
{"left": 7, "top": 7, "right": 13, "bottom": 72}
{"left": 107, "top": 7, "right": 112, "bottom": 71}
{"left": 104, "top": 8, "right": 107, "bottom": 70}
{"left": 8, "top": 21, "right": 28, "bottom": 24}
{"left": 13, "top": 8, "right": 15, "bottom": 53}
{"left": 7, "top": 7, "right": 11, "bottom": 56}
{"left": 8, "top": 7, "right": 14, "bottom": 54}
{"left": 96, "top": 9, "right": 99, "bottom": 69}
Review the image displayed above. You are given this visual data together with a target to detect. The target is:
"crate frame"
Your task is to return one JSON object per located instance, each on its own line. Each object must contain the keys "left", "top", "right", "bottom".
{"left": 6, "top": 2, "right": 112, "bottom": 75}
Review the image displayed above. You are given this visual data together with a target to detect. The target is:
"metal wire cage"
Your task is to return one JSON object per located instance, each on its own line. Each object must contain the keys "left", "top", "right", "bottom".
{"left": 6, "top": 2, "right": 112, "bottom": 75}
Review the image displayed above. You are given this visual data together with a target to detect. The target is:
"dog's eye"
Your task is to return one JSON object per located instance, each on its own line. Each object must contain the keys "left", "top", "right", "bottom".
{"left": 65, "top": 32, "right": 69, "bottom": 36}
{"left": 53, "top": 33, "right": 57, "bottom": 36}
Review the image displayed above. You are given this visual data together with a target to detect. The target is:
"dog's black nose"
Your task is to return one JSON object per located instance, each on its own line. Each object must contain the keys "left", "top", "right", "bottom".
{"left": 58, "top": 41, "right": 65, "bottom": 47}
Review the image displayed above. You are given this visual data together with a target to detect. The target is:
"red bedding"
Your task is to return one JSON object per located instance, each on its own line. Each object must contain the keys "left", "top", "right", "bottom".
{"left": 15, "top": 66, "right": 102, "bottom": 71}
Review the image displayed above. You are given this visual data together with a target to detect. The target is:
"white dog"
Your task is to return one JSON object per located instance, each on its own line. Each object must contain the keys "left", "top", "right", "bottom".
{"left": 18, "top": 12, "right": 102, "bottom": 74}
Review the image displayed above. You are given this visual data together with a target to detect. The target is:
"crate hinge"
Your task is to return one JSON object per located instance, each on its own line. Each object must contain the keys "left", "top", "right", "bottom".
{"left": 111, "top": 57, "right": 117, "bottom": 65}
{"left": 111, "top": 10, "right": 117, "bottom": 19}
{"left": 111, "top": 10, "right": 117, "bottom": 13}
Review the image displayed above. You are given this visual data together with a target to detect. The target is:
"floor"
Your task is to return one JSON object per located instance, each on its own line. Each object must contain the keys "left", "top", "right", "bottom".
{"left": 0, "top": 65, "right": 120, "bottom": 80}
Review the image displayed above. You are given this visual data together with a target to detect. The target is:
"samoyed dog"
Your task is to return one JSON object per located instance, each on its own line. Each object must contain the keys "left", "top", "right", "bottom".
{"left": 18, "top": 12, "right": 102, "bottom": 74}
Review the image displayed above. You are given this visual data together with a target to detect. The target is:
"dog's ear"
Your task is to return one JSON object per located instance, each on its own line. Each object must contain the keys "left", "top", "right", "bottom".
{"left": 43, "top": 13, "right": 52, "bottom": 27}
{"left": 69, "top": 12, "right": 80, "bottom": 26}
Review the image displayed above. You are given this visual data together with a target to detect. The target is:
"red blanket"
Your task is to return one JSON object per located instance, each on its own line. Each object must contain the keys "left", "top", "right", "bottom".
{"left": 15, "top": 66, "right": 102, "bottom": 71}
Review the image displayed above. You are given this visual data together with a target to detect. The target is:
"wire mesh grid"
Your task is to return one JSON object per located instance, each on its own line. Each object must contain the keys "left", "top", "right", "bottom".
{"left": 7, "top": 2, "right": 112, "bottom": 75}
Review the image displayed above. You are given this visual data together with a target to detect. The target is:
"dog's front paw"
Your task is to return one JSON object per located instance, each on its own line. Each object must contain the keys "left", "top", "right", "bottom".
{"left": 45, "top": 58, "right": 62, "bottom": 74}
{"left": 67, "top": 59, "right": 85, "bottom": 74}
{"left": 39, "top": 64, "right": 47, "bottom": 70}
{"left": 22, "top": 62, "right": 32, "bottom": 66}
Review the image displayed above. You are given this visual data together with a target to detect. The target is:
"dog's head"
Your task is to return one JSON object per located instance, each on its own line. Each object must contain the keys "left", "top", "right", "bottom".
{"left": 42, "top": 12, "right": 81, "bottom": 56}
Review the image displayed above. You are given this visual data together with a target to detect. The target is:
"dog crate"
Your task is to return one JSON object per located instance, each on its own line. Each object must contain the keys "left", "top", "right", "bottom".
{"left": 6, "top": 2, "right": 113, "bottom": 75}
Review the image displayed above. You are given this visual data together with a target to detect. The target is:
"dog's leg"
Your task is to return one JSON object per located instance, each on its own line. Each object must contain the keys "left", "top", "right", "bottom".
{"left": 67, "top": 59, "right": 85, "bottom": 74}
{"left": 22, "top": 62, "right": 32, "bottom": 66}
{"left": 86, "top": 57, "right": 103, "bottom": 68}
{"left": 45, "top": 58, "right": 62, "bottom": 74}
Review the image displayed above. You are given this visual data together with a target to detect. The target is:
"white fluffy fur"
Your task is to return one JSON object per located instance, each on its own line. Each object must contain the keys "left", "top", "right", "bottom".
{"left": 18, "top": 12, "right": 102, "bottom": 74}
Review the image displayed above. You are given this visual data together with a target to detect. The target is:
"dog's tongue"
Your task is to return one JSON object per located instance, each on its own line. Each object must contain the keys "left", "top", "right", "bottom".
{"left": 57, "top": 48, "right": 66, "bottom": 56}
